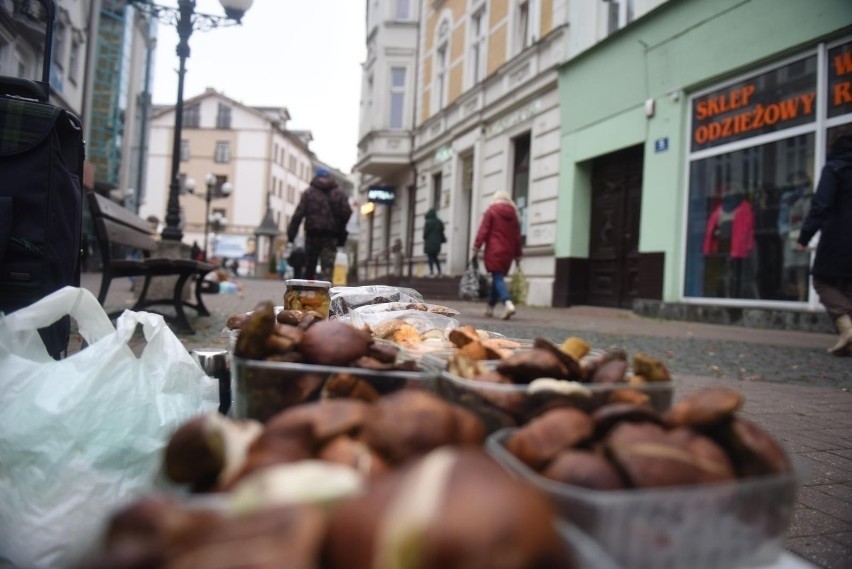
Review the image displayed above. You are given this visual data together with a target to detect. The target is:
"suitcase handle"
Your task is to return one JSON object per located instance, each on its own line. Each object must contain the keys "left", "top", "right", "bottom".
{"left": 37, "top": 0, "right": 56, "bottom": 100}
{"left": 7, "top": 0, "right": 56, "bottom": 101}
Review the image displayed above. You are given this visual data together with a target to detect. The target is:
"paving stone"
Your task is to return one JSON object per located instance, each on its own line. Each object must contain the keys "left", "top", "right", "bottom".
{"left": 798, "top": 486, "right": 852, "bottom": 523}
{"left": 817, "top": 484, "right": 852, "bottom": 505}
{"left": 787, "top": 506, "right": 849, "bottom": 537}
{"left": 826, "top": 530, "right": 852, "bottom": 548}
{"left": 786, "top": 535, "right": 852, "bottom": 569}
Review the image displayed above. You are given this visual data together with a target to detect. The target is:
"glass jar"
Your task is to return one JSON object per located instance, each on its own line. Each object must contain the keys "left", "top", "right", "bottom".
{"left": 283, "top": 279, "right": 332, "bottom": 318}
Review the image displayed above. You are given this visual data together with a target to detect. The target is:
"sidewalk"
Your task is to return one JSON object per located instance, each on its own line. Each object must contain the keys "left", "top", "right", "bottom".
{"left": 75, "top": 272, "right": 852, "bottom": 568}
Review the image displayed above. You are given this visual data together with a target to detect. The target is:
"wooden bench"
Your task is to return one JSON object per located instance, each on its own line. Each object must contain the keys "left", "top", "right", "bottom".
{"left": 88, "top": 191, "right": 215, "bottom": 333}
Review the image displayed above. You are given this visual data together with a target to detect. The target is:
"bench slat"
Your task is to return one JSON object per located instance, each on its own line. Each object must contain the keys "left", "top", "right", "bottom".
{"left": 89, "top": 192, "right": 153, "bottom": 235}
{"left": 96, "top": 217, "right": 158, "bottom": 253}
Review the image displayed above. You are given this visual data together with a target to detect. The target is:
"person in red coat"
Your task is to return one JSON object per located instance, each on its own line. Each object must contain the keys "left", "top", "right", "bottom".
{"left": 473, "top": 191, "right": 523, "bottom": 319}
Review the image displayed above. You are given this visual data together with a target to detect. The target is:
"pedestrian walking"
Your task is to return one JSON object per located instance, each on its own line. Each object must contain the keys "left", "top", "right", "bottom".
{"left": 190, "top": 241, "right": 203, "bottom": 262}
{"left": 473, "top": 191, "right": 523, "bottom": 320}
{"left": 423, "top": 208, "right": 446, "bottom": 277}
{"left": 287, "top": 168, "right": 352, "bottom": 280}
{"left": 797, "top": 134, "right": 852, "bottom": 356}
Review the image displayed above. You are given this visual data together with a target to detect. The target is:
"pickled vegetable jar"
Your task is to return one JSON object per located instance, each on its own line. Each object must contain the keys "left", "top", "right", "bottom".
{"left": 283, "top": 279, "right": 332, "bottom": 317}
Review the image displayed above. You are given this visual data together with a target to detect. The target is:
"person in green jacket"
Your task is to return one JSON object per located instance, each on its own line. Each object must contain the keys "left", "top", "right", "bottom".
{"left": 423, "top": 207, "right": 446, "bottom": 277}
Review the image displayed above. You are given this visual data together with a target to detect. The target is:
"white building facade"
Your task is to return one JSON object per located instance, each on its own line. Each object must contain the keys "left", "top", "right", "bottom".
{"left": 355, "top": 0, "right": 668, "bottom": 305}
{"left": 140, "top": 88, "right": 316, "bottom": 269}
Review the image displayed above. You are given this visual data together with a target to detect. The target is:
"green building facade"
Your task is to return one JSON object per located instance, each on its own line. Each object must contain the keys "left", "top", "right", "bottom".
{"left": 554, "top": 0, "right": 851, "bottom": 325}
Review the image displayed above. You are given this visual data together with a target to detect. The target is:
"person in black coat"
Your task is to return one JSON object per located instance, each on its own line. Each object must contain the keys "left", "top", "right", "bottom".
{"left": 797, "top": 135, "right": 852, "bottom": 356}
{"left": 422, "top": 208, "right": 445, "bottom": 277}
{"left": 287, "top": 245, "right": 307, "bottom": 280}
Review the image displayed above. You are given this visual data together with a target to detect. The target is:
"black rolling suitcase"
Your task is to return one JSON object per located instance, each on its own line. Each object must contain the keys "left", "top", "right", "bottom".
{"left": 0, "top": 0, "right": 85, "bottom": 358}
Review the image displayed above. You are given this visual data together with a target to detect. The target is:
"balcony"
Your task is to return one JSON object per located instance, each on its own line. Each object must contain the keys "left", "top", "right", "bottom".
{"left": 355, "top": 130, "right": 412, "bottom": 178}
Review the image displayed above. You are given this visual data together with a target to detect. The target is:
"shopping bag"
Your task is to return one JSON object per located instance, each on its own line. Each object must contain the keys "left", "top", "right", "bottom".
{"left": 459, "top": 257, "right": 482, "bottom": 300}
{"left": 0, "top": 286, "right": 218, "bottom": 569}
{"left": 509, "top": 262, "right": 529, "bottom": 306}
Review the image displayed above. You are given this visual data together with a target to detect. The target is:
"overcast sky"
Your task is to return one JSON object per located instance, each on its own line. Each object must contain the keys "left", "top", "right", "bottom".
{"left": 150, "top": 0, "right": 367, "bottom": 173}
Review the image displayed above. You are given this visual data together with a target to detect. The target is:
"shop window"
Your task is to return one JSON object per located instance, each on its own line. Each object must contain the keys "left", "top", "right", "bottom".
{"left": 827, "top": 41, "right": 852, "bottom": 119}
{"left": 684, "top": 133, "right": 816, "bottom": 302}
{"left": 679, "top": 44, "right": 852, "bottom": 305}
{"left": 511, "top": 133, "right": 531, "bottom": 246}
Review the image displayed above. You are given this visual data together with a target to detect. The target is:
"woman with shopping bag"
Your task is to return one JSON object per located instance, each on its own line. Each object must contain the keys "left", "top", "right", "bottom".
{"left": 473, "top": 191, "right": 523, "bottom": 320}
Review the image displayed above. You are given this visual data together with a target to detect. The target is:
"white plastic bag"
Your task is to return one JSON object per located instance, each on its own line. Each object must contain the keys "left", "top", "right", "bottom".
{"left": 0, "top": 287, "right": 218, "bottom": 569}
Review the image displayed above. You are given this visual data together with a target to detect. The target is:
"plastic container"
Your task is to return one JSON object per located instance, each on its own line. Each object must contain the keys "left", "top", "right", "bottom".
{"left": 231, "top": 356, "right": 436, "bottom": 422}
{"left": 283, "top": 279, "right": 332, "bottom": 317}
{"left": 434, "top": 370, "right": 673, "bottom": 434}
{"left": 328, "top": 285, "right": 424, "bottom": 316}
{"left": 487, "top": 428, "right": 800, "bottom": 569}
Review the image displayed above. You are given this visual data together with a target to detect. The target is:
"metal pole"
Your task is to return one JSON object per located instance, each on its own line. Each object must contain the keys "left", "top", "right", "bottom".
{"left": 161, "top": 0, "right": 196, "bottom": 241}
{"left": 203, "top": 181, "right": 212, "bottom": 258}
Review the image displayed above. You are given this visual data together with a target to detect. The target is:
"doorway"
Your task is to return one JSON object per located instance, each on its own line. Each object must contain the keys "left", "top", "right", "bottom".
{"left": 587, "top": 145, "right": 644, "bottom": 308}
{"left": 454, "top": 153, "right": 475, "bottom": 274}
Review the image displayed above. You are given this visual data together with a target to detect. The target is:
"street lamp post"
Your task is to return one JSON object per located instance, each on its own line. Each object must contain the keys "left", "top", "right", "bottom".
{"left": 193, "top": 173, "right": 233, "bottom": 259}
{"left": 126, "top": 0, "right": 253, "bottom": 241}
{"left": 184, "top": 173, "right": 234, "bottom": 258}
{"left": 209, "top": 211, "right": 228, "bottom": 260}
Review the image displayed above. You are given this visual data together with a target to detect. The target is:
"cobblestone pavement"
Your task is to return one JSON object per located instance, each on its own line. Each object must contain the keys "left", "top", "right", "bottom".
{"left": 75, "top": 273, "right": 852, "bottom": 568}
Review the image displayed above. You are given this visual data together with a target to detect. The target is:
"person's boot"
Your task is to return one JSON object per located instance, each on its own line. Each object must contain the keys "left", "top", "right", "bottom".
{"left": 484, "top": 305, "right": 494, "bottom": 318}
{"left": 828, "top": 314, "right": 852, "bottom": 356}
{"left": 502, "top": 300, "right": 516, "bottom": 320}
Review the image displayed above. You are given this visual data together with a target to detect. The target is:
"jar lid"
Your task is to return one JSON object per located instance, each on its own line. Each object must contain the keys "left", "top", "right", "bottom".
{"left": 285, "top": 279, "right": 332, "bottom": 289}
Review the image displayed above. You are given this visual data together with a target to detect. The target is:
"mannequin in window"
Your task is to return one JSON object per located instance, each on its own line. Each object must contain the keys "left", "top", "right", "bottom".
{"left": 778, "top": 171, "right": 812, "bottom": 301}
{"left": 703, "top": 183, "right": 755, "bottom": 298}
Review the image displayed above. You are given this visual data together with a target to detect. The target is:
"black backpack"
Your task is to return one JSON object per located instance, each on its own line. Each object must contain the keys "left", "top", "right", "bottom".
{"left": 0, "top": 0, "right": 85, "bottom": 358}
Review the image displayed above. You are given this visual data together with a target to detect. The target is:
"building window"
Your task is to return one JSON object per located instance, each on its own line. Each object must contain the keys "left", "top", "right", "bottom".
{"left": 180, "top": 139, "right": 189, "bottom": 161}
{"left": 53, "top": 20, "right": 65, "bottom": 68}
{"left": 184, "top": 104, "right": 200, "bottom": 128}
{"left": 469, "top": 6, "right": 487, "bottom": 86}
{"left": 68, "top": 38, "right": 80, "bottom": 83}
{"left": 604, "top": 0, "right": 636, "bottom": 34}
{"left": 680, "top": 47, "right": 852, "bottom": 304}
{"left": 432, "top": 172, "right": 442, "bottom": 208}
{"left": 216, "top": 103, "right": 232, "bottom": 129}
{"left": 435, "top": 42, "right": 448, "bottom": 110}
{"left": 514, "top": 0, "right": 530, "bottom": 54}
{"left": 395, "top": 0, "right": 411, "bottom": 20}
{"left": 0, "top": 39, "right": 7, "bottom": 75}
{"left": 389, "top": 67, "right": 406, "bottom": 129}
{"left": 214, "top": 141, "right": 231, "bottom": 163}
{"left": 511, "top": 133, "right": 531, "bottom": 246}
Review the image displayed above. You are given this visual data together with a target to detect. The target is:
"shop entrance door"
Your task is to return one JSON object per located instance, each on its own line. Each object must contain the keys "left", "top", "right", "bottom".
{"left": 588, "top": 145, "right": 643, "bottom": 308}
